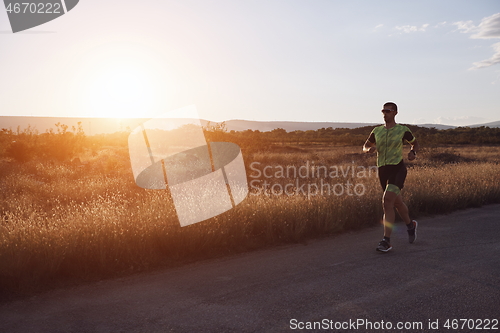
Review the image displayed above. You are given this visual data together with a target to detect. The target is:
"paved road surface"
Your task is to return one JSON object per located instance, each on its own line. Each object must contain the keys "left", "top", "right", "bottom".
{"left": 1, "top": 205, "right": 499, "bottom": 332}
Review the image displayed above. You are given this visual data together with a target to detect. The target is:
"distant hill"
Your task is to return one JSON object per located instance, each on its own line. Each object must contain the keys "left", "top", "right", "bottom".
{"left": 0, "top": 116, "right": 144, "bottom": 135}
{"left": 0, "top": 116, "right": 382, "bottom": 134}
{"left": 0, "top": 117, "right": 206, "bottom": 135}
{"left": 223, "top": 120, "right": 459, "bottom": 131}
{"left": 3, "top": 116, "right": 498, "bottom": 135}
{"left": 223, "top": 120, "right": 380, "bottom": 132}
{"left": 470, "top": 120, "right": 500, "bottom": 128}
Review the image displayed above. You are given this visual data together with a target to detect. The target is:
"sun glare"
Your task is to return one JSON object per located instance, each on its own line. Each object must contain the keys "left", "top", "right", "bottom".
{"left": 87, "top": 64, "right": 154, "bottom": 119}
{"left": 69, "top": 42, "right": 174, "bottom": 119}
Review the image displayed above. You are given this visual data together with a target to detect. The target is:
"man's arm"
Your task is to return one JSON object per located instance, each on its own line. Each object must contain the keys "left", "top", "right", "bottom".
{"left": 407, "top": 139, "right": 419, "bottom": 161}
{"left": 363, "top": 138, "right": 376, "bottom": 154}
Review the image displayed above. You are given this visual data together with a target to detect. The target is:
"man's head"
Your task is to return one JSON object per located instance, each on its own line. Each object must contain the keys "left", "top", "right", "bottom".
{"left": 382, "top": 102, "right": 398, "bottom": 123}
{"left": 382, "top": 102, "right": 397, "bottom": 113}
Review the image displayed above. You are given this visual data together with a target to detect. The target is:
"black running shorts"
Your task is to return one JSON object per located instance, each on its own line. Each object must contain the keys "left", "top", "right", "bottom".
{"left": 378, "top": 160, "right": 407, "bottom": 193}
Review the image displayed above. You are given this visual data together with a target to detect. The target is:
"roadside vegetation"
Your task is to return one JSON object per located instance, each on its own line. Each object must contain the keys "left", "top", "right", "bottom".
{"left": 1, "top": 122, "right": 500, "bottom": 298}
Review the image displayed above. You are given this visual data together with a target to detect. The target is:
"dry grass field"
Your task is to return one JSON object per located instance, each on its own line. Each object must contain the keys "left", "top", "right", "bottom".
{"left": 1, "top": 143, "right": 500, "bottom": 298}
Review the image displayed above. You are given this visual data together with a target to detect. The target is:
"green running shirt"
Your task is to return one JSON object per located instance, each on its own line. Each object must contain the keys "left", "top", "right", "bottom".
{"left": 368, "top": 124, "right": 416, "bottom": 167}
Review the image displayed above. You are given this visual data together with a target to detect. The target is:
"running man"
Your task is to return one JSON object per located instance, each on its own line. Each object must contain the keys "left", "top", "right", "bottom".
{"left": 363, "top": 102, "right": 419, "bottom": 252}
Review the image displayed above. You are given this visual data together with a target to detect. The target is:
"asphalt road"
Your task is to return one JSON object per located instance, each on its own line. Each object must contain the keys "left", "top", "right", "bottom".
{"left": 1, "top": 205, "right": 499, "bottom": 332}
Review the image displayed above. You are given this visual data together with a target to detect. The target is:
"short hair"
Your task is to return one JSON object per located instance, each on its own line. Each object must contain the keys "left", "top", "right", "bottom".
{"left": 383, "top": 102, "right": 398, "bottom": 112}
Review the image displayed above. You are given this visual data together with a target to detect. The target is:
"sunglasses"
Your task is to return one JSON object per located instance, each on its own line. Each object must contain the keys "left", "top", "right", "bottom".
{"left": 381, "top": 109, "right": 394, "bottom": 114}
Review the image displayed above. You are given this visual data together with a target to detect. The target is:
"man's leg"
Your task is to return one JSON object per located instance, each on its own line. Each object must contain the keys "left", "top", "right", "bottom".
{"left": 394, "top": 194, "right": 418, "bottom": 243}
{"left": 382, "top": 190, "right": 398, "bottom": 238}
{"left": 394, "top": 194, "right": 411, "bottom": 225}
{"left": 376, "top": 188, "right": 398, "bottom": 252}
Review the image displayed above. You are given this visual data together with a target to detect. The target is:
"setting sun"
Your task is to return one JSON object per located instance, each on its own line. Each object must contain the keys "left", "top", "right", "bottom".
{"left": 85, "top": 63, "right": 154, "bottom": 119}
{"left": 66, "top": 41, "right": 174, "bottom": 119}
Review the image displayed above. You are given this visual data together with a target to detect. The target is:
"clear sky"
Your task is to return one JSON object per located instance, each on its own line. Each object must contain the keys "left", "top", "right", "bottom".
{"left": 1, "top": 0, "right": 499, "bottom": 126}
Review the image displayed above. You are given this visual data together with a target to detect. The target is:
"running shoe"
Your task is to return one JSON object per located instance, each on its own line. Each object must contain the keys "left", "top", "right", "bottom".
{"left": 376, "top": 239, "right": 392, "bottom": 253}
{"left": 407, "top": 220, "right": 418, "bottom": 244}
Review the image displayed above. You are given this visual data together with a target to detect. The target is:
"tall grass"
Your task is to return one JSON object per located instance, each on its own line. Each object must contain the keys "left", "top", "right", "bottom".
{"left": 1, "top": 145, "right": 499, "bottom": 298}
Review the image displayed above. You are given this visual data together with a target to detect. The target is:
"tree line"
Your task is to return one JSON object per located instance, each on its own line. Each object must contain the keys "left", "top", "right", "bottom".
{"left": 2, "top": 121, "right": 500, "bottom": 163}
{"left": 214, "top": 124, "right": 500, "bottom": 151}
